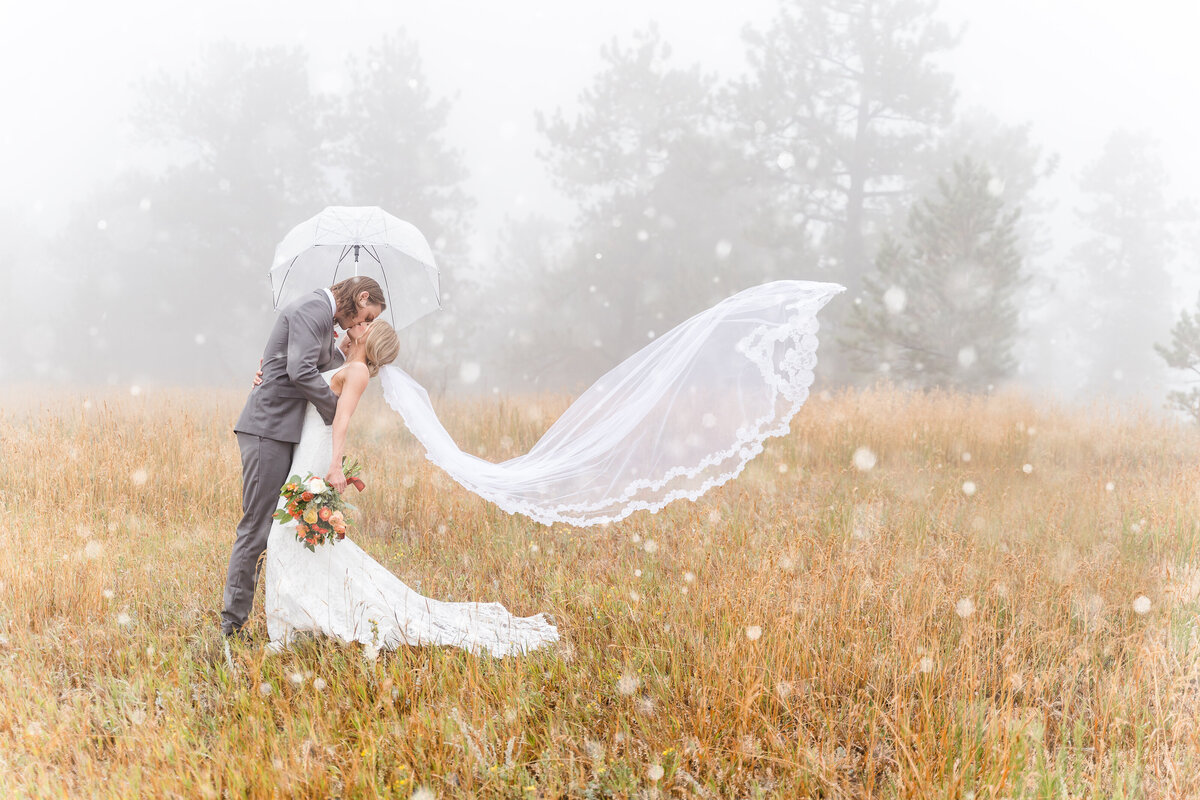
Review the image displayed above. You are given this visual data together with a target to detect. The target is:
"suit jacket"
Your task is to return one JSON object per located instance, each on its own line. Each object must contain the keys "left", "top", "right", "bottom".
{"left": 235, "top": 290, "right": 346, "bottom": 443}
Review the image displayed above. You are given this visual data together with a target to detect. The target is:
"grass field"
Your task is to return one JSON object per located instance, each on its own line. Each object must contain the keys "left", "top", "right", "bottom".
{"left": 2, "top": 384, "right": 1199, "bottom": 798}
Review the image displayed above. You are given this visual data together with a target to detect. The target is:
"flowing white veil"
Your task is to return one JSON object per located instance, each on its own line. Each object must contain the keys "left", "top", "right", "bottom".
{"left": 379, "top": 280, "right": 844, "bottom": 526}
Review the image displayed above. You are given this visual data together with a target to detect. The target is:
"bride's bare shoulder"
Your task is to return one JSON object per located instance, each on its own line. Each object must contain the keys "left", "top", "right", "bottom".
{"left": 332, "top": 362, "right": 370, "bottom": 395}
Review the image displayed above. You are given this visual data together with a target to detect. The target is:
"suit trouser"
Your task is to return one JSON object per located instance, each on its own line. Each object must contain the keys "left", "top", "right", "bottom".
{"left": 222, "top": 433, "right": 295, "bottom": 635}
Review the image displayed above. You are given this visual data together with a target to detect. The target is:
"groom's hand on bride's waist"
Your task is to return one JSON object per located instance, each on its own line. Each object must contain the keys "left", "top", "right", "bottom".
{"left": 252, "top": 358, "right": 263, "bottom": 388}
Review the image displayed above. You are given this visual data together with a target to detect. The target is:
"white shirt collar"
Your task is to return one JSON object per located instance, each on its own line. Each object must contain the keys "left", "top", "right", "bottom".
{"left": 323, "top": 288, "right": 338, "bottom": 322}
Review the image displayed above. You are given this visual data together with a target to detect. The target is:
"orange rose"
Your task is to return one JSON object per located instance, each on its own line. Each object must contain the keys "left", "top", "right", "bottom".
{"left": 301, "top": 491, "right": 314, "bottom": 502}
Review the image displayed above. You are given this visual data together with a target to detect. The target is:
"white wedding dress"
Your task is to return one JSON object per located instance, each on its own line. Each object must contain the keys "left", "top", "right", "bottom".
{"left": 264, "top": 369, "right": 560, "bottom": 657}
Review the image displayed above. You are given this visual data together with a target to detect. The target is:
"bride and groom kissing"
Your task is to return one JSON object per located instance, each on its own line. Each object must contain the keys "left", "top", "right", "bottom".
{"left": 221, "top": 275, "right": 560, "bottom": 657}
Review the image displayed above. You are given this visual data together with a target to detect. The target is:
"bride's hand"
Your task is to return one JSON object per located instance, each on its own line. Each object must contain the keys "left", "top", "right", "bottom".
{"left": 326, "top": 467, "right": 348, "bottom": 493}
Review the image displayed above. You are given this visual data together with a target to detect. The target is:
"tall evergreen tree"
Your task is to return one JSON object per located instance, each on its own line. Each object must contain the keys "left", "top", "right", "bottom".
{"left": 1155, "top": 294, "right": 1200, "bottom": 424}
{"left": 499, "top": 26, "right": 798, "bottom": 390}
{"left": 1068, "top": 131, "right": 1176, "bottom": 398}
{"left": 844, "top": 158, "right": 1026, "bottom": 391}
{"left": 732, "top": 0, "right": 960, "bottom": 295}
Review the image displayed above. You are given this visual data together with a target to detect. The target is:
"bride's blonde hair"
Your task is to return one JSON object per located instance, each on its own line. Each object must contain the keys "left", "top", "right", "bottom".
{"left": 361, "top": 321, "right": 400, "bottom": 378}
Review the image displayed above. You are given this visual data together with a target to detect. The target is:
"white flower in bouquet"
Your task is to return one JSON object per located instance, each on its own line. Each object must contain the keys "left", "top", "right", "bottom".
{"left": 306, "top": 477, "right": 328, "bottom": 495}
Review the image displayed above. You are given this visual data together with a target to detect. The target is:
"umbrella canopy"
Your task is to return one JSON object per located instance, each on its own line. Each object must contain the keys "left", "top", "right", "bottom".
{"left": 270, "top": 206, "right": 440, "bottom": 330}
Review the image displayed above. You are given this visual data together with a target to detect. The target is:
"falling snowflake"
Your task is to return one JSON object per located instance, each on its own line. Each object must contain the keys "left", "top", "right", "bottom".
{"left": 97, "top": 220, "right": 108, "bottom": 231}
{"left": 919, "top": 657, "right": 934, "bottom": 673}
{"left": 684, "top": 571, "right": 695, "bottom": 584}
{"left": 289, "top": 672, "right": 304, "bottom": 687}
{"left": 636, "top": 696, "right": 655, "bottom": 715}
{"left": 745, "top": 625, "right": 763, "bottom": 641}
{"left": 116, "top": 612, "right": 132, "bottom": 627}
{"left": 707, "top": 509, "right": 721, "bottom": 525}
{"left": 961, "top": 452, "right": 971, "bottom": 463}
{"left": 617, "top": 672, "right": 639, "bottom": 696}
{"left": 131, "top": 469, "right": 148, "bottom": 486}
{"left": 957, "top": 347, "right": 977, "bottom": 369}
{"left": 128, "top": 709, "right": 146, "bottom": 726}
{"left": 629, "top": 590, "right": 641, "bottom": 602}
{"left": 647, "top": 763, "right": 664, "bottom": 781}
{"left": 636, "top": 230, "right": 649, "bottom": 242}
{"left": 701, "top": 413, "right": 717, "bottom": 429}
{"left": 1105, "top": 482, "right": 1115, "bottom": 492}
{"left": 129, "top": 385, "right": 143, "bottom": 397}
{"left": 633, "top": 569, "right": 642, "bottom": 578}
{"left": 102, "top": 589, "right": 114, "bottom": 600}
{"left": 313, "top": 678, "right": 327, "bottom": 691}
{"left": 194, "top": 334, "right": 206, "bottom": 346}
{"left": 429, "top": 331, "right": 445, "bottom": 347}
{"left": 459, "top": 362, "right": 481, "bottom": 384}
{"left": 986, "top": 177, "right": 1006, "bottom": 197}
{"left": 852, "top": 447, "right": 877, "bottom": 471}
{"left": 643, "top": 540, "right": 658, "bottom": 554}
{"left": 777, "top": 463, "right": 788, "bottom": 474}
{"left": 1132, "top": 595, "right": 1151, "bottom": 615}
{"left": 1022, "top": 464, "right": 1033, "bottom": 474}
{"left": 85, "top": 541, "right": 103, "bottom": 560}
{"left": 883, "top": 286, "right": 907, "bottom": 314}
{"left": 962, "top": 481, "right": 977, "bottom": 497}
{"left": 776, "top": 152, "right": 796, "bottom": 170}
{"left": 412, "top": 787, "right": 436, "bottom": 800}
{"left": 715, "top": 239, "right": 733, "bottom": 259}
{"left": 955, "top": 598, "right": 975, "bottom": 618}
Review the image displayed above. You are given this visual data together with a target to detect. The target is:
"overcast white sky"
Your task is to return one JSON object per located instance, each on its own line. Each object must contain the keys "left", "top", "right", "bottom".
{"left": 1, "top": 0, "right": 1197, "bottom": 287}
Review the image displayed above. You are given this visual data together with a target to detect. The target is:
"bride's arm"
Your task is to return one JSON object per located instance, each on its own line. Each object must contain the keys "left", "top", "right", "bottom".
{"left": 326, "top": 363, "right": 370, "bottom": 492}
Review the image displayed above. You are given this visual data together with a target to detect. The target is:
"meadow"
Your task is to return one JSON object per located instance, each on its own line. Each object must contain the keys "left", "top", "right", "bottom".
{"left": 1, "top": 383, "right": 1198, "bottom": 798}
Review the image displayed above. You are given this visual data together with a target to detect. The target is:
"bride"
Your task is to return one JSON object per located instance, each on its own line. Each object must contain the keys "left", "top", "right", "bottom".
{"left": 263, "top": 319, "right": 559, "bottom": 657}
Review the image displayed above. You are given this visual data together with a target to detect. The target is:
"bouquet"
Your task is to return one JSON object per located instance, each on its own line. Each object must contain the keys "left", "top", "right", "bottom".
{"left": 273, "top": 457, "right": 365, "bottom": 551}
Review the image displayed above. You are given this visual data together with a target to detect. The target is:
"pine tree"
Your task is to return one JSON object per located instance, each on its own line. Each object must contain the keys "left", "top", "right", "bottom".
{"left": 1155, "top": 295, "right": 1200, "bottom": 424}
{"left": 732, "top": 0, "right": 960, "bottom": 295}
{"left": 844, "top": 158, "right": 1025, "bottom": 391}
{"left": 1068, "top": 131, "right": 1176, "bottom": 398}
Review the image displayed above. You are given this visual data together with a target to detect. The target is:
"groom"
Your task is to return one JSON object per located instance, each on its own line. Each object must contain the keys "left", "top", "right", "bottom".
{"left": 221, "top": 275, "right": 387, "bottom": 639}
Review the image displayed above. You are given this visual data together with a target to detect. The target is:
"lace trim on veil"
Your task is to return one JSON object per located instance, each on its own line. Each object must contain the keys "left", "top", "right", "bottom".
{"left": 379, "top": 281, "right": 843, "bottom": 527}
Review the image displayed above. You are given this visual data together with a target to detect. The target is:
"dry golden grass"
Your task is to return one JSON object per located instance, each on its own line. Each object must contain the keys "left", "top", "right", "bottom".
{"left": 2, "top": 383, "right": 1199, "bottom": 798}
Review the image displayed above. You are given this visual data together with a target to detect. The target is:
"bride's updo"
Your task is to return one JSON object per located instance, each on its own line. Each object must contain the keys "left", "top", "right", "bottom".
{"left": 361, "top": 321, "right": 400, "bottom": 378}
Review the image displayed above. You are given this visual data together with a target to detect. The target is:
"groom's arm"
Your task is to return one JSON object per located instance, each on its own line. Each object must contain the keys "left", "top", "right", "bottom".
{"left": 287, "top": 305, "right": 340, "bottom": 425}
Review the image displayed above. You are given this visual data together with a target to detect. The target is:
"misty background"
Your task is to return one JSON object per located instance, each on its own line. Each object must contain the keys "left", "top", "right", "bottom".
{"left": 2, "top": 0, "right": 1198, "bottom": 420}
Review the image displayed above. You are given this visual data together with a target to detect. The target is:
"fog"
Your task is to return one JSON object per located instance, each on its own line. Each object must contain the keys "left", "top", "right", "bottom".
{"left": 2, "top": 0, "right": 1198, "bottom": 418}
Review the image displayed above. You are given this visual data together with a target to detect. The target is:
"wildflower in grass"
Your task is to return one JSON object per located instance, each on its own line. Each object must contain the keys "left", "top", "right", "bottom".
{"left": 289, "top": 672, "right": 304, "bottom": 687}
{"left": 313, "top": 678, "right": 327, "bottom": 691}
{"left": 852, "top": 447, "right": 877, "bottom": 471}
{"left": 1133, "top": 595, "right": 1151, "bottom": 615}
{"left": 955, "top": 598, "right": 975, "bottom": 618}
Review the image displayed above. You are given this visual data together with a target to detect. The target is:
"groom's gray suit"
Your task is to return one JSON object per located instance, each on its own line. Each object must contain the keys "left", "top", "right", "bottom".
{"left": 221, "top": 290, "right": 345, "bottom": 636}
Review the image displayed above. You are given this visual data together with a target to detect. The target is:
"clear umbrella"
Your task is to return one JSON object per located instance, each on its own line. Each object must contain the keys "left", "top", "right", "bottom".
{"left": 270, "top": 206, "right": 440, "bottom": 330}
